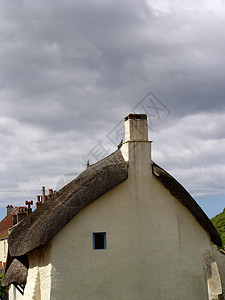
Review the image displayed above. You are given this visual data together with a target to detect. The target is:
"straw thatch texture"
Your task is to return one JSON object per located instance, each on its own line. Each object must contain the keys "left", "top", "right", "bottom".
{"left": 1, "top": 255, "right": 28, "bottom": 287}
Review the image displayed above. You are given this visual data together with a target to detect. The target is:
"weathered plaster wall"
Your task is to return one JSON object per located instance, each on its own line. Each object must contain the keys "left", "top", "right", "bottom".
{"left": 202, "top": 248, "right": 223, "bottom": 300}
{"left": 42, "top": 141, "right": 212, "bottom": 300}
{"left": 20, "top": 247, "right": 52, "bottom": 300}
{"left": 211, "top": 247, "right": 225, "bottom": 296}
{"left": 9, "top": 285, "right": 24, "bottom": 300}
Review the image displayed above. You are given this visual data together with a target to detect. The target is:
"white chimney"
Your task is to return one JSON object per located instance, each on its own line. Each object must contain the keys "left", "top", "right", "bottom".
{"left": 124, "top": 114, "right": 148, "bottom": 142}
{"left": 120, "top": 114, "right": 152, "bottom": 173}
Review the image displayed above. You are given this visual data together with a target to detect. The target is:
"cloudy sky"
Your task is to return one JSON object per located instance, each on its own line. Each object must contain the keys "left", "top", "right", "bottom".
{"left": 0, "top": 0, "right": 225, "bottom": 221}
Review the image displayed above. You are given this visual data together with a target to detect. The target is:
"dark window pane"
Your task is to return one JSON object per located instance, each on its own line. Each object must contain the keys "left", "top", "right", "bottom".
{"left": 93, "top": 232, "right": 106, "bottom": 250}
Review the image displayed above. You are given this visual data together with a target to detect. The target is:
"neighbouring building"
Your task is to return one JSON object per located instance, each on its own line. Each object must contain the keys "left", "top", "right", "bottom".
{"left": 2, "top": 114, "right": 225, "bottom": 300}
{"left": 0, "top": 206, "right": 28, "bottom": 274}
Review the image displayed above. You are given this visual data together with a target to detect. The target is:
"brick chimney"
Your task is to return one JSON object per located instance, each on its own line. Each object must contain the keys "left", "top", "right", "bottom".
{"left": 36, "top": 195, "right": 42, "bottom": 209}
{"left": 12, "top": 207, "right": 27, "bottom": 225}
{"left": 17, "top": 207, "right": 28, "bottom": 223}
{"left": 25, "top": 201, "right": 33, "bottom": 216}
{"left": 6, "top": 205, "right": 13, "bottom": 215}
{"left": 49, "top": 189, "right": 53, "bottom": 196}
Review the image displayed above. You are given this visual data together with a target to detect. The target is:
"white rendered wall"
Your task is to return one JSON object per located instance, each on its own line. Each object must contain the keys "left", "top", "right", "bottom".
{"left": 0, "top": 238, "right": 8, "bottom": 266}
{"left": 9, "top": 285, "right": 24, "bottom": 300}
{"left": 19, "top": 247, "right": 52, "bottom": 300}
{"left": 43, "top": 140, "right": 213, "bottom": 300}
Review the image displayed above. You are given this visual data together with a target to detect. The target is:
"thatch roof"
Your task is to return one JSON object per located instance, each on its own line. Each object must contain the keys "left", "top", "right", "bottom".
{"left": 1, "top": 253, "right": 28, "bottom": 287}
{"left": 2, "top": 149, "right": 128, "bottom": 287}
{"left": 2, "top": 149, "right": 221, "bottom": 287}
{"left": 9, "top": 149, "right": 128, "bottom": 257}
{"left": 152, "top": 162, "right": 222, "bottom": 247}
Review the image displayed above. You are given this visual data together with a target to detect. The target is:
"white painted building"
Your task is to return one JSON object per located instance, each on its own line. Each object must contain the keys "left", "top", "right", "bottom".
{"left": 0, "top": 206, "right": 28, "bottom": 274}
{"left": 2, "top": 114, "right": 225, "bottom": 300}
{"left": 0, "top": 237, "right": 8, "bottom": 272}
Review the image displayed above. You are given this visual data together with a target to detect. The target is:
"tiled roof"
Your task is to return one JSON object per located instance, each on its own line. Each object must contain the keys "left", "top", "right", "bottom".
{"left": 0, "top": 208, "right": 17, "bottom": 235}
{"left": 0, "top": 207, "right": 27, "bottom": 235}
{"left": 0, "top": 230, "right": 8, "bottom": 239}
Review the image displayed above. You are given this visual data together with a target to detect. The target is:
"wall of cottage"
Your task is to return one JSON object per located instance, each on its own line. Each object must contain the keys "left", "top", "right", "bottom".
{"left": 9, "top": 285, "right": 24, "bottom": 300}
{"left": 10, "top": 246, "right": 52, "bottom": 300}
{"left": 36, "top": 141, "right": 215, "bottom": 300}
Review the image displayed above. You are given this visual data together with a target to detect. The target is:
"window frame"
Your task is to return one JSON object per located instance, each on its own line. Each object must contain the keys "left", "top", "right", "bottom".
{"left": 93, "top": 232, "right": 107, "bottom": 250}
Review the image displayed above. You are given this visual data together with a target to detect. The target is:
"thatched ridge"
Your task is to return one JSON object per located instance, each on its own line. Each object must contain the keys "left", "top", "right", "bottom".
{"left": 152, "top": 162, "right": 222, "bottom": 247}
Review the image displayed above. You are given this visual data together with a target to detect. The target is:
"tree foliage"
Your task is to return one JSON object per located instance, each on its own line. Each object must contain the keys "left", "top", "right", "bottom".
{"left": 0, "top": 274, "right": 8, "bottom": 299}
{"left": 211, "top": 208, "right": 225, "bottom": 248}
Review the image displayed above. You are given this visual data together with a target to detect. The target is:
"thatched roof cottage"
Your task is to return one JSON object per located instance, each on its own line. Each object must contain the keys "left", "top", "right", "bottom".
{"left": 2, "top": 114, "right": 225, "bottom": 299}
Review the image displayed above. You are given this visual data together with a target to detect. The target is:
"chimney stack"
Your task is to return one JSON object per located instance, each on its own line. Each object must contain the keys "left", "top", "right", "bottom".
{"left": 17, "top": 207, "right": 28, "bottom": 223}
{"left": 6, "top": 205, "right": 13, "bottom": 215}
{"left": 124, "top": 114, "right": 148, "bottom": 142}
{"left": 36, "top": 195, "right": 42, "bottom": 209}
{"left": 12, "top": 206, "right": 28, "bottom": 225}
{"left": 25, "top": 201, "right": 33, "bottom": 216}
{"left": 120, "top": 114, "right": 152, "bottom": 173}
{"left": 42, "top": 186, "right": 45, "bottom": 204}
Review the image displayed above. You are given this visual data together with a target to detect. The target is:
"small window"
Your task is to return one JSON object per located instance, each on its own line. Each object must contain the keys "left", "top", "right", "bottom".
{"left": 4, "top": 240, "right": 6, "bottom": 257}
{"left": 93, "top": 232, "right": 106, "bottom": 250}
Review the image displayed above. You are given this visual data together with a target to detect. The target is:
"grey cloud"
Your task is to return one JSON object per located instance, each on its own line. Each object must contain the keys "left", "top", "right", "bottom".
{"left": 1, "top": 0, "right": 225, "bottom": 122}
{"left": 0, "top": 0, "right": 225, "bottom": 219}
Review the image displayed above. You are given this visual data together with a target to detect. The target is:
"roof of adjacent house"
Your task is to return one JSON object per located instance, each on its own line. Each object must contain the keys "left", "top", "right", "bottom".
{"left": 0, "top": 230, "right": 9, "bottom": 240}
{"left": 0, "top": 207, "right": 18, "bottom": 235}
{"left": 2, "top": 148, "right": 222, "bottom": 287}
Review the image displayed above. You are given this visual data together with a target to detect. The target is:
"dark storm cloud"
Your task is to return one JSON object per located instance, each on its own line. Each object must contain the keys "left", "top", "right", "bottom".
{"left": 0, "top": 0, "right": 225, "bottom": 219}
{"left": 1, "top": 0, "right": 225, "bottom": 130}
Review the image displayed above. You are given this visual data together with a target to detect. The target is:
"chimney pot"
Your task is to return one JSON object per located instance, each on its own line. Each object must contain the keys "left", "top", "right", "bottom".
{"left": 42, "top": 186, "right": 45, "bottom": 203}
{"left": 25, "top": 200, "right": 33, "bottom": 209}
{"left": 124, "top": 114, "right": 147, "bottom": 121}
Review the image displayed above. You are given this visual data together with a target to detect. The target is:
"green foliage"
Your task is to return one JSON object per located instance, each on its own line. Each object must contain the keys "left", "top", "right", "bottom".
{"left": 211, "top": 208, "right": 225, "bottom": 248}
{"left": 0, "top": 274, "right": 7, "bottom": 299}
